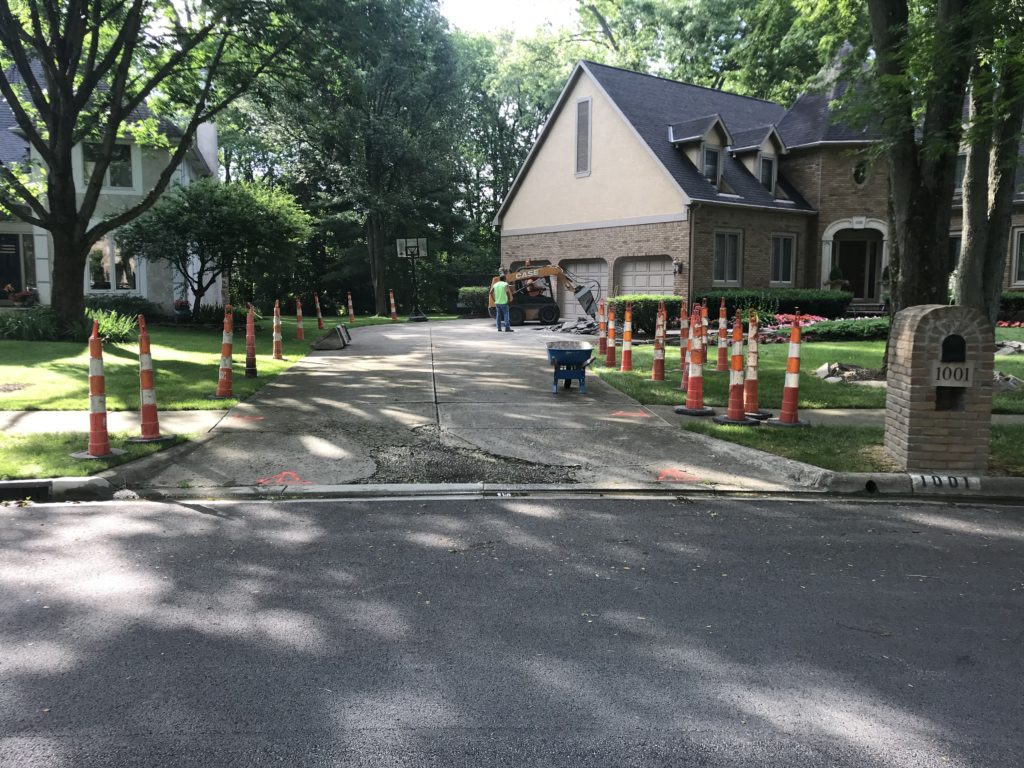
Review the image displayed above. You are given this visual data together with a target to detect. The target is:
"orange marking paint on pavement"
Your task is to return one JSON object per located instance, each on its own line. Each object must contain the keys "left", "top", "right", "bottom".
{"left": 610, "top": 410, "right": 652, "bottom": 418}
{"left": 256, "top": 470, "right": 313, "bottom": 485}
{"left": 658, "top": 468, "right": 701, "bottom": 483}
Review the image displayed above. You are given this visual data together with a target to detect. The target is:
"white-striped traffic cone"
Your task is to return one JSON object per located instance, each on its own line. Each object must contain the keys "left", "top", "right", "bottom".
{"left": 213, "top": 305, "right": 234, "bottom": 399}
{"left": 716, "top": 298, "right": 728, "bottom": 372}
{"left": 620, "top": 302, "right": 633, "bottom": 372}
{"left": 314, "top": 292, "right": 325, "bottom": 330}
{"left": 744, "top": 311, "right": 771, "bottom": 420}
{"left": 679, "top": 302, "right": 691, "bottom": 391}
{"left": 650, "top": 300, "right": 666, "bottom": 381}
{"left": 127, "top": 315, "right": 174, "bottom": 443}
{"left": 347, "top": 292, "right": 356, "bottom": 324}
{"left": 714, "top": 310, "right": 759, "bottom": 426}
{"left": 674, "top": 306, "right": 715, "bottom": 417}
{"left": 72, "top": 321, "right": 125, "bottom": 459}
{"left": 605, "top": 304, "right": 617, "bottom": 367}
{"left": 295, "top": 298, "right": 305, "bottom": 341}
{"left": 597, "top": 299, "right": 607, "bottom": 356}
{"left": 389, "top": 289, "right": 398, "bottom": 322}
{"left": 768, "top": 310, "right": 810, "bottom": 427}
{"left": 272, "top": 299, "right": 283, "bottom": 360}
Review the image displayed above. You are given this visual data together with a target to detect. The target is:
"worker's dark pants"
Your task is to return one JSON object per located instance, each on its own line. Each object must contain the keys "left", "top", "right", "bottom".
{"left": 495, "top": 304, "right": 510, "bottom": 330}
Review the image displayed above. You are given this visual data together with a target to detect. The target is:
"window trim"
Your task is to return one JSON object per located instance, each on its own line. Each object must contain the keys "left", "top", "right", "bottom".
{"left": 954, "top": 152, "right": 967, "bottom": 197}
{"left": 770, "top": 232, "right": 796, "bottom": 286}
{"left": 73, "top": 141, "right": 143, "bottom": 195}
{"left": 84, "top": 232, "right": 145, "bottom": 295}
{"left": 712, "top": 229, "right": 742, "bottom": 286}
{"left": 759, "top": 153, "right": 777, "bottom": 194}
{"left": 702, "top": 143, "right": 721, "bottom": 186}
{"left": 574, "top": 97, "right": 592, "bottom": 178}
{"left": 1013, "top": 229, "right": 1024, "bottom": 286}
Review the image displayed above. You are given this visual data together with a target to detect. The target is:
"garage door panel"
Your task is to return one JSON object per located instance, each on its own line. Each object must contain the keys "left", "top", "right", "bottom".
{"left": 617, "top": 256, "right": 673, "bottom": 294}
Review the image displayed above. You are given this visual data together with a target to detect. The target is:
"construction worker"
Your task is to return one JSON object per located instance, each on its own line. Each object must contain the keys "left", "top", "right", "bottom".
{"left": 489, "top": 271, "right": 513, "bottom": 332}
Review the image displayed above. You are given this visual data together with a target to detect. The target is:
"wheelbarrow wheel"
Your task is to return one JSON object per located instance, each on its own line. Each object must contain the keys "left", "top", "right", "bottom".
{"left": 563, "top": 378, "right": 572, "bottom": 390}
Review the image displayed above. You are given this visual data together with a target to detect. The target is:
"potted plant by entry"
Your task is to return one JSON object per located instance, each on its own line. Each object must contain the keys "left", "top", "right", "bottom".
{"left": 827, "top": 265, "right": 849, "bottom": 291}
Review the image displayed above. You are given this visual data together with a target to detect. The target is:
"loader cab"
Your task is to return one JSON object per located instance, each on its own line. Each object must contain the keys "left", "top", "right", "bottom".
{"left": 489, "top": 269, "right": 561, "bottom": 326}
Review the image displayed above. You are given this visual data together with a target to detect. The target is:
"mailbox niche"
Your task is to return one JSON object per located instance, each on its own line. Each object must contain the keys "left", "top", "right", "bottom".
{"left": 884, "top": 305, "right": 993, "bottom": 472}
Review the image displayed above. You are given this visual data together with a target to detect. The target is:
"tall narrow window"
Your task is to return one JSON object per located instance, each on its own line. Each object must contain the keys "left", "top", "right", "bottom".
{"left": 760, "top": 156, "right": 776, "bottom": 193}
{"left": 88, "top": 234, "right": 137, "bottom": 292}
{"left": 575, "top": 98, "right": 591, "bottom": 176}
{"left": 954, "top": 153, "right": 966, "bottom": 194}
{"left": 83, "top": 143, "right": 134, "bottom": 189}
{"left": 948, "top": 234, "right": 962, "bottom": 273}
{"left": 713, "top": 232, "right": 740, "bottom": 284}
{"left": 771, "top": 234, "right": 794, "bottom": 284}
{"left": 1015, "top": 231, "right": 1024, "bottom": 284}
{"left": 703, "top": 145, "right": 720, "bottom": 185}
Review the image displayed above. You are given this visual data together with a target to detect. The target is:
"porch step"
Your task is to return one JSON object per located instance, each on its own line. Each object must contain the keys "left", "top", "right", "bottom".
{"left": 846, "top": 302, "right": 887, "bottom": 317}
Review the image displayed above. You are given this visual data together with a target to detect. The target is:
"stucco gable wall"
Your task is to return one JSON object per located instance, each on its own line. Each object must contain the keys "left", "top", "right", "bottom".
{"left": 501, "top": 72, "right": 685, "bottom": 233}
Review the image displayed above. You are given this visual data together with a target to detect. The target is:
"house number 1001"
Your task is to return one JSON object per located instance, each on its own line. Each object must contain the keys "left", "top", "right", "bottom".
{"left": 914, "top": 474, "right": 978, "bottom": 491}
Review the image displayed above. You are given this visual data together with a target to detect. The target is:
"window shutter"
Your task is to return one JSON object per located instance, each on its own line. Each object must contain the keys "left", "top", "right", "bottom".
{"left": 575, "top": 100, "right": 591, "bottom": 175}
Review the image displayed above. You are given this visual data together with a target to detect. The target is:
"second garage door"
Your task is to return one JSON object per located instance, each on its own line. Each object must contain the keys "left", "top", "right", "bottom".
{"left": 615, "top": 256, "right": 674, "bottom": 295}
{"left": 559, "top": 258, "right": 608, "bottom": 320}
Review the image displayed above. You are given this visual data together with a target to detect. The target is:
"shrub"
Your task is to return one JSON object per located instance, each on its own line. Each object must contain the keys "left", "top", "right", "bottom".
{"left": 0, "top": 307, "right": 62, "bottom": 340}
{"left": 84, "top": 308, "right": 139, "bottom": 343}
{"left": 999, "top": 292, "right": 1024, "bottom": 320}
{"left": 457, "top": 286, "right": 490, "bottom": 316}
{"left": 608, "top": 295, "right": 683, "bottom": 335}
{"left": 695, "top": 288, "right": 853, "bottom": 319}
{"left": 799, "top": 317, "right": 890, "bottom": 341}
{"left": 85, "top": 295, "right": 161, "bottom": 318}
{"left": 189, "top": 303, "right": 250, "bottom": 326}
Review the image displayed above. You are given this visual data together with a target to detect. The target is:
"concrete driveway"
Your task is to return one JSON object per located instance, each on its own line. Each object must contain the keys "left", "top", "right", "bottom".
{"left": 111, "top": 320, "right": 809, "bottom": 494}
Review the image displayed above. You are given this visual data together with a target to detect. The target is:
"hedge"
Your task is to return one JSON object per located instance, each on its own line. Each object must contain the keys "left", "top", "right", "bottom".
{"left": 799, "top": 317, "right": 890, "bottom": 342}
{"left": 693, "top": 289, "right": 854, "bottom": 320}
{"left": 1000, "top": 292, "right": 1024, "bottom": 320}
{"left": 607, "top": 296, "right": 682, "bottom": 335}
{"left": 457, "top": 286, "right": 490, "bottom": 316}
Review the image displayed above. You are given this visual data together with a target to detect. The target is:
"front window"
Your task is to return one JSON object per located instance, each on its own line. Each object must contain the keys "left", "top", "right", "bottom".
{"left": 83, "top": 143, "right": 134, "bottom": 189}
{"left": 713, "top": 231, "right": 740, "bottom": 284}
{"left": 954, "top": 153, "right": 966, "bottom": 194}
{"left": 88, "top": 235, "right": 137, "bottom": 291}
{"left": 771, "top": 234, "right": 794, "bottom": 284}
{"left": 703, "top": 145, "right": 720, "bottom": 185}
{"left": 948, "top": 234, "right": 962, "bottom": 272}
{"left": 1015, "top": 231, "right": 1024, "bottom": 284}
{"left": 760, "top": 155, "right": 776, "bottom": 193}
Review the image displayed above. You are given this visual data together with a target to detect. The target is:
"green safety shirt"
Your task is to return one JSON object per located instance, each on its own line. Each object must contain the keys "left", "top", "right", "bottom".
{"left": 492, "top": 280, "right": 510, "bottom": 305}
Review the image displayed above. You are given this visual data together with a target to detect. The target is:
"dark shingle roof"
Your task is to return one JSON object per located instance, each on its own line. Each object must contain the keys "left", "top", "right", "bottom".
{"left": 776, "top": 84, "right": 882, "bottom": 148}
{"left": 584, "top": 61, "right": 812, "bottom": 212}
{"left": 668, "top": 115, "right": 724, "bottom": 144}
{"left": 729, "top": 126, "right": 774, "bottom": 153}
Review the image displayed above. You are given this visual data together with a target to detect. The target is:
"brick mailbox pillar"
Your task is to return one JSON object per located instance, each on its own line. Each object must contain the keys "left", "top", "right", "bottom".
{"left": 884, "top": 305, "right": 993, "bottom": 472}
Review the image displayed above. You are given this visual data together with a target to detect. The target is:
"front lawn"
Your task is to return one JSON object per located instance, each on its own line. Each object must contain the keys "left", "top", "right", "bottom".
{"left": 0, "top": 431, "right": 191, "bottom": 480}
{"left": 593, "top": 330, "right": 1024, "bottom": 413}
{"left": 681, "top": 422, "right": 1024, "bottom": 477}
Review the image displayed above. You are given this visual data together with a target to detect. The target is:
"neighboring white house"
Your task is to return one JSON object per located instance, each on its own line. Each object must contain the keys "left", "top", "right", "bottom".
{"left": 0, "top": 90, "right": 221, "bottom": 313}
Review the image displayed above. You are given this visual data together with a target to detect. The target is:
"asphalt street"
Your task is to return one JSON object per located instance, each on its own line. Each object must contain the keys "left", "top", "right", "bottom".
{"left": 1, "top": 495, "right": 1021, "bottom": 767}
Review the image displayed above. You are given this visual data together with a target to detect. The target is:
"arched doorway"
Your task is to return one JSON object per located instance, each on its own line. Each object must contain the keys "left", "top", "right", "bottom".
{"left": 821, "top": 218, "right": 888, "bottom": 303}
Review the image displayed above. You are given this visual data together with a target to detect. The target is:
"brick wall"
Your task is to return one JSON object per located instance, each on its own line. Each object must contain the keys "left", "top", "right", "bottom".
{"left": 500, "top": 220, "right": 691, "bottom": 299}
{"left": 689, "top": 205, "right": 810, "bottom": 294}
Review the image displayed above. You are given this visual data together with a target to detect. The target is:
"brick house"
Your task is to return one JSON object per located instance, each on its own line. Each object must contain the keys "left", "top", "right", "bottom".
{"left": 494, "top": 60, "right": 1024, "bottom": 320}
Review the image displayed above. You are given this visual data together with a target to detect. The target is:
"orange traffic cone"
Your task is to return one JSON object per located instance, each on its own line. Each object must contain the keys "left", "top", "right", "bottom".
{"left": 678, "top": 301, "right": 689, "bottom": 374}
{"left": 314, "top": 292, "right": 325, "bottom": 330}
{"left": 127, "top": 315, "right": 174, "bottom": 443}
{"left": 389, "top": 289, "right": 398, "bottom": 322}
{"left": 716, "top": 298, "right": 728, "bottom": 372}
{"left": 651, "top": 300, "right": 666, "bottom": 381}
{"left": 212, "top": 305, "right": 234, "bottom": 398}
{"left": 597, "top": 299, "right": 607, "bottom": 355}
{"left": 244, "top": 304, "right": 257, "bottom": 379}
{"left": 744, "top": 311, "right": 771, "bottom": 420}
{"left": 768, "top": 310, "right": 810, "bottom": 427}
{"left": 700, "top": 299, "right": 709, "bottom": 366}
{"left": 605, "top": 304, "right": 617, "bottom": 367}
{"left": 671, "top": 305, "right": 712, "bottom": 417}
{"left": 679, "top": 302, "right": 692, "bottom": 392}
{"left": 674, "top": 306, "right": 715, "bottom": 416}
{"left": 347, "top": 292, "right": 356, "bottom": 324}
{"left": 295, "top": 298, "right": 305, "bottom": 341}
{"left": 620, "top": 302, "right": 633, "bottom": 372}
{"left": 272, "top": 299, "right": 283, "bottom": 360}
{"left": 714, "top": 310, "right": 759, "bottom": 426}
{"left": 72, "top": 321, "right": 125, "bottom": 459}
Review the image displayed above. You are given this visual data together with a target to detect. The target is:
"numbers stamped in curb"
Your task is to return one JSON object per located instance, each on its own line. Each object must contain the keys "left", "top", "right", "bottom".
{"left": 912, "top": 474, "right": 981, "bottom": 492}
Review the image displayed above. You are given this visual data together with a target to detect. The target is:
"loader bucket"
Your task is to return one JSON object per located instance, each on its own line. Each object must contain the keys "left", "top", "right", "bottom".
{"left": 310, "top": 324, "right": 353, "bottom": 350}
{"left": 574, "top": 285, "right": 597, "bottom": 319}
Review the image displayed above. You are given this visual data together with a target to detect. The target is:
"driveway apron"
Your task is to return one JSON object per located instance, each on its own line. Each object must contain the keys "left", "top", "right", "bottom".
{"left": 123, "top": 320, "right": 793, "bottom": 492}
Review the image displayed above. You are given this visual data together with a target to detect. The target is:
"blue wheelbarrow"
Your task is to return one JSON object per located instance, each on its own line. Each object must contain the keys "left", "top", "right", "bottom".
{"left": 546, "top": 341, "right": 594, "bottom": 394}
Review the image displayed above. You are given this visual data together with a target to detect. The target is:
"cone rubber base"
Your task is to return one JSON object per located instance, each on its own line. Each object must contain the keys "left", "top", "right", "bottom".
{"left": 126, "top": 434, "right": 176, "bottom": 444}
{"left": 745, "top": 410, "right": 772, "bottom": 421}
{"left": 674, "top": 405, "right": 716, "bottom": 417}
{"left": 207, "top": 394, "right": 233, "bottom": 400}
{"left": 244, "top": 370, "right": 258, "bottom": 379}
{"left": 766, "top": 417, "right": 810, "bottom": 428}
{"left": 71, "top": 448, "right": 126, "bottom": 460}
{"left": 713, "top": 415, "right": 760, "bottom": 427}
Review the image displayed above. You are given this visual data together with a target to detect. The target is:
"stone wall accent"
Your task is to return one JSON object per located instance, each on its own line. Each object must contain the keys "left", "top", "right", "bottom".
{"left": 501, "top": 220, "right": 690, "bottom": 300}
{"left": 884, "top": 305, "right": 994, "bottom": 472}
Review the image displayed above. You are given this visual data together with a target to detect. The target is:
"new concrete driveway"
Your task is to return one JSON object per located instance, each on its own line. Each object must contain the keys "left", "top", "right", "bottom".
{"left": 113, "top": 320, "right": 806, "bottom": 494}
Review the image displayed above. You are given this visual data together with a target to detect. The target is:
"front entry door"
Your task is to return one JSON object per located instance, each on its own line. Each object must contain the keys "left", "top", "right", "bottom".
{"left": 837, "top": 239, "right": 880, "bottom": 300}
{"left": 0, "top": 234, "right": 21, "bottom": 290}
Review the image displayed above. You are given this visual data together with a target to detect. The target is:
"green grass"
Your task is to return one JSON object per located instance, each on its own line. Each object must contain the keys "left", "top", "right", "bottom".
{"left": 681, "top": 422, "right": 1024, "bottom": 476}
{"left": 594, "top": 330, "right": 1024, "bottom": 413}
{"left": 0, "top": 431, "right": 191, "bottom": 480}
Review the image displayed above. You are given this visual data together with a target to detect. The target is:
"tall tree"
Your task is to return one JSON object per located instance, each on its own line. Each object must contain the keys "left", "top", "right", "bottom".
{"left": 0, "top": 0, "right": 294, "bottom": 330}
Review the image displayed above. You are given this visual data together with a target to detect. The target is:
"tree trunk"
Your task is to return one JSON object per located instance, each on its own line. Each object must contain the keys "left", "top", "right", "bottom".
{"left": 49, "top": 229, "right": 91, "bottom": 336}
{"left": 366, "top": 213, "right": 387, "bottom": 314}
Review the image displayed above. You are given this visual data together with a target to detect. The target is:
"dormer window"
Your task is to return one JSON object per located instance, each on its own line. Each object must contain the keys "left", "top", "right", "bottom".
{"left": 84, "top": 143, "right": 134, "bottom": 189}
{"left": 759, "top": 155, "right": 776, "bottom": 194}
{"left": 703, "top": 145, "right": 720, "bottom": 185}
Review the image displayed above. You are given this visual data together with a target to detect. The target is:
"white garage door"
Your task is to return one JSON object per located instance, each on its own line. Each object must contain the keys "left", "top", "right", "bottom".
{"left": 616, "top": 256, "right": 674, "bottom": 295}
{"left": 559, "top": 259, "right": 608, "bottom": 319}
